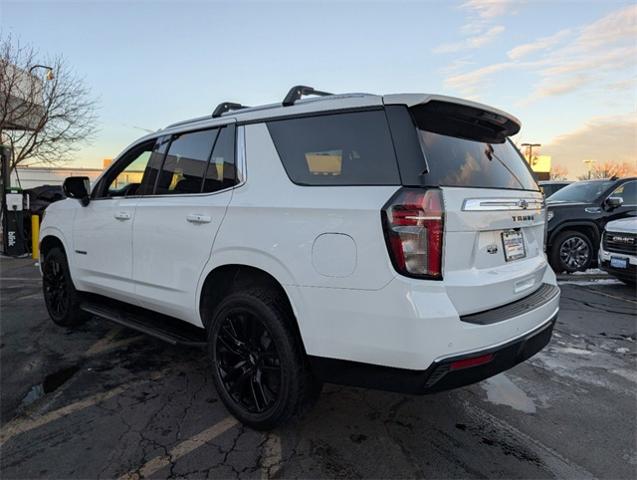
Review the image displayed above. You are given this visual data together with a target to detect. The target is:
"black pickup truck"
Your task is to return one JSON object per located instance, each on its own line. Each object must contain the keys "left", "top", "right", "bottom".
{"left": 546, "top": 177, "right": 637, "bottom": 273}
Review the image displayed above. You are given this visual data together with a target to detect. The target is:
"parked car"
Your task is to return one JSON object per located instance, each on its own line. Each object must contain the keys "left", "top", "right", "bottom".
{"left": 546, "top": 177, "right": 637, "bottom": 273}
{"left": 39, "top": 86, "right": 560, "bottom": 429}
{"left": 25, "top": 184, "right": 65, "bottom": 217}
{"left": 539, "top": 180, "right": 572, "bottom": 198}
{"left": 599, "top": 218, "right": 637, "bottom": 286}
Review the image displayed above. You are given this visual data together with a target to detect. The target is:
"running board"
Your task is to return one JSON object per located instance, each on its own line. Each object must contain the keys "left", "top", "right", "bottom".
{"left": 80, "top": 297, "right": 207, "bottom": 348}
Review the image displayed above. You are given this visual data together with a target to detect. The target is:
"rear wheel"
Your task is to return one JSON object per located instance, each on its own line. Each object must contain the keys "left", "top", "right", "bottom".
{"left": 550, "top": 230, "right": 593, "bottom": 273}
{"left": 207, "top": 287, "right": 321, "bottom": 430}
{"left": 42, "top": 247, "right": 87, "bottom": 327}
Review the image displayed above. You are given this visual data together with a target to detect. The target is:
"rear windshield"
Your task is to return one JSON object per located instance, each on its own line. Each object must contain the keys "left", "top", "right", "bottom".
{"left": 267, "top": 110, "right": 400, "bottom": 186}
{"left": 547, "top": 180, "right": 614, "bottom": 203}
{"left": 417, "top": 130, "right": 538, "bottom": 191}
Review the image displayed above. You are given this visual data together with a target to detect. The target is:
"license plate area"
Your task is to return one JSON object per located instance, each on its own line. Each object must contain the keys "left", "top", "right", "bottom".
{"left": 502, "top": 230, "right": 526, "bottom": 262}
{"left": 610, "top": 256, "right": 629, "bottom": 269}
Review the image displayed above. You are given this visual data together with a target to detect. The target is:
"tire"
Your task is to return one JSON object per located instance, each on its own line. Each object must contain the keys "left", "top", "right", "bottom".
{"left": 207, "top": 287, "right": 322, "bottom": 430}
{"left": 549, "top": 230, "right": 593, "bottom": 273}
{"left": 42, "top": 247, "right": 88, "bottom": 327}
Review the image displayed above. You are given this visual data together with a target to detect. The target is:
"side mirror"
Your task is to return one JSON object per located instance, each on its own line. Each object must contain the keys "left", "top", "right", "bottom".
{"left": 605, "top": 196, "right": 623, "bottom": 210}
{"left": 63, "top": 176, "right": 90, "bottom": 206}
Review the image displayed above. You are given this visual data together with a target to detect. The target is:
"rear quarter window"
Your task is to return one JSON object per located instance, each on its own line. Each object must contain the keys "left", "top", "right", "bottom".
{"left": 266, "top": 110, "right": 401, "bottom": 186}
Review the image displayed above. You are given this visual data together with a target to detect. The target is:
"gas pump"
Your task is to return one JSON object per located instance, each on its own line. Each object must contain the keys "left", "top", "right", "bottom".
{"left": 1, "top": 145, "right": 29, "bottom": 256}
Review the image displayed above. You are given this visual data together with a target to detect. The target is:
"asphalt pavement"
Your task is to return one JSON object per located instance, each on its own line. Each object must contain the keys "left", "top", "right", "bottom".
{"left": 1, "top": 256, "right": 635, "bottom": 479}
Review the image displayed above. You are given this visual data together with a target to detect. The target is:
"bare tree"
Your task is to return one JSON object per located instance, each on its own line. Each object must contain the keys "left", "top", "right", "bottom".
{"left": 550, "top": 164, "right": 569, "bottom": 180}
{"left": 0, "top": 35, "right": 97, "bottom": 173}
{"left": 577, "top": 161, "right": 637, "bottom": 180}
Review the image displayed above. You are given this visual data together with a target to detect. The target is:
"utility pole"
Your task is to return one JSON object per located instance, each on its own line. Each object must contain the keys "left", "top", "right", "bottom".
{"left": 521, "top": 143, "right": 541, "bottom": 167}
{"left": 583, "top": 159, "right": 596, "bottom": 180}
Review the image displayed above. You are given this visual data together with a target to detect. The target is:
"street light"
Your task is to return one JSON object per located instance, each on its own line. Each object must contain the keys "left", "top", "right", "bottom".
{"left": 521, "top": 143, "right": 541, "bottom": 166}
{"left": 28, "top": 64, "right": 54, "bottom": 81}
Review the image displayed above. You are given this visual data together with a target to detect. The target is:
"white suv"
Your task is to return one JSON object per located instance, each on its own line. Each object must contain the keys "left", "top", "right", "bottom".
{"left": 599, "top": 218, "right": 637, "bottom": 286}
{"left": 40, "top": 86, "right": 560, "bottom": 429}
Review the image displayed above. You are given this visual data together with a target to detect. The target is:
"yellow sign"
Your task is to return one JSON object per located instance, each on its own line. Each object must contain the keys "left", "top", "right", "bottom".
{"left": 529, "top": 155, "right": 551, "bottom": 173}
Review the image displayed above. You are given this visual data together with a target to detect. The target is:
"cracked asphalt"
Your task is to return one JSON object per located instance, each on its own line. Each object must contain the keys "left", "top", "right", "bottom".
{"left": 1, "top": 256, "right": 636, "bottom": 479}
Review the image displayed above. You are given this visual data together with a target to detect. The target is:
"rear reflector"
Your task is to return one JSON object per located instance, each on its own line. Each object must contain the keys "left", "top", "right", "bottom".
{"left": 381, "top": 188, "right": 444, "bottom": 279}
{"left": 449, "top": 353, "right": 494, "bottom": 371}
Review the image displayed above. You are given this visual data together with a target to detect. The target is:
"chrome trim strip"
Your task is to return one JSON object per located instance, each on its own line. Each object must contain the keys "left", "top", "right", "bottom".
{"left": 236, "top": 125, "right": 247, "bottom": 185}
{"left": 433, "top": 304, "right": 559, "bottom": 363}
{"left": 463, "top": 197, "right": 545, "bottom": 211}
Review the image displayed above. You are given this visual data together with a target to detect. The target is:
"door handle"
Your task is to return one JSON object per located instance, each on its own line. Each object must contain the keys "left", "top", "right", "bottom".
{"left": 114, "top": 211, "right": 131, "bottom": 220}
{"left": 186, "top": 214, "right": 212, "bottom": 224}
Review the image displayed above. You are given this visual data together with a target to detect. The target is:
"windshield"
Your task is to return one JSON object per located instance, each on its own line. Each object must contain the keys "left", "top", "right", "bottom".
{"left": 547, "top": 180, "right": 614, "bottom": 203}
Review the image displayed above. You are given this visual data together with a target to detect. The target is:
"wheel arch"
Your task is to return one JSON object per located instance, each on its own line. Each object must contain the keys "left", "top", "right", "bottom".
{"left": 548, "top": 221, "right": 600, "bottom": 249}
{"left": 40, "top": 232, "right": 68, "bottom": 260}
{"left": 198, "top": 263, "right": 307, "bottom": 352}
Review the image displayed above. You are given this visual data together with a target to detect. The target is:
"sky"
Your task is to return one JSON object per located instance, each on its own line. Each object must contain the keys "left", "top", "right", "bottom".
{"left": 2, "top": 0, "right": 636, "bottom": 178}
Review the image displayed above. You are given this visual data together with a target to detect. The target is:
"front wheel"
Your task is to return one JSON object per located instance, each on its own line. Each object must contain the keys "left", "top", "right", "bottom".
{"left": 207, "top": 288, "right": 321, "bottom": 430}
{"left": 550, "top": 230, "right": 593, "bottom": 273}
{"left": 42, "top": 247, "right": 88, "bottom": 327}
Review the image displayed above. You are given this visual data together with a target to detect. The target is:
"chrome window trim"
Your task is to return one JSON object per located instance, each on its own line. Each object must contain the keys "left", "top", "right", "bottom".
{"left": 90, "top": 123, "right": 245, "bottom": 202}
{"left": 236, "top": 125, "right": 247, "bottom": 186}
{"left": 462, "top": 197, "right": 545, "bottom": 211}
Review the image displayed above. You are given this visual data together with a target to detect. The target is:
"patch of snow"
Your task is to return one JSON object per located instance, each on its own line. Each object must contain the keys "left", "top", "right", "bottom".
{"left": 481, "top": 374, "right": 537, "bottom": 414}
{"left": 571, "top": 268, "right": 606, "bottom": 276}
{"left": 558, "top": 279, "right": 621, "bottom": 285}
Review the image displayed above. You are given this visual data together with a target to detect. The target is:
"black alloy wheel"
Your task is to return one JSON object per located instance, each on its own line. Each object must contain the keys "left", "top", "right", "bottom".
{"left": 550, "top": 230, "right": 593, "bottom": 273}
{"left": 558, "top": 236, "right": 591, "bottom": 270}
{"left": 43, "top": 255, "right": 69, "bottom": 319}
{"left": 42, "top": 247, "right": 87, "bottom": 327}
{"left": 208, "top": 288, "right": 322, "bottom": 430}
{"left": 215, "top": 309, "right": 282, "bottom": 414}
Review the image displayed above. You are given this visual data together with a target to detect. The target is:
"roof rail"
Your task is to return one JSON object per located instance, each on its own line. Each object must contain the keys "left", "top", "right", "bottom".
{"left": 282, "top": 85, "right": 332, "bottom": 106}
{"left": 212, "top": 102, "right": 249, "bottom": 118}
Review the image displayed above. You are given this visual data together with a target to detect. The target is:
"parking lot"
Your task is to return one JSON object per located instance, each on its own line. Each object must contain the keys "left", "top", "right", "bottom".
{"left": 1, "top": 256, "right": 635, "bottom": 479}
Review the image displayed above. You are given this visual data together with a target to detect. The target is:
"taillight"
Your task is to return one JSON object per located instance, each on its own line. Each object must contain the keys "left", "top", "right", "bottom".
{"left": 381, "top": 188, "right": 444, "bottom": 279}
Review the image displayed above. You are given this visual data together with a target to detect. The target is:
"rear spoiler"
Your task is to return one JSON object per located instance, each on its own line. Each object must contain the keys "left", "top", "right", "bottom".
{"left": 383, "top": 94, "right": 520, "bottom": 144}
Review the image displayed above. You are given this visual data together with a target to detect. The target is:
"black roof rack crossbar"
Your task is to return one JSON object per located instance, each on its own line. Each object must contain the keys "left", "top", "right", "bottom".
{"left": 282, "top": 85, "right": 333, "bottom": 106}
{"left": 212, "top": 102, "right": 249, "bottom": 118}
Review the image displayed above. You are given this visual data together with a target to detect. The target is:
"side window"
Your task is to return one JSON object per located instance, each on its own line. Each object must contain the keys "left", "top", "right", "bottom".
{"left": 266, "top": 111, "right": 400, "bottom": 186}
{"left": 137, "top": 136, "right": 171, "bottom": 195}
{"left": 155, "top": 129, "right": 218, "bottom": 195}
{"left": 96, "top": 139, "right": 156, "bottom": 198}
{"left": 203, "top": 125, "right": 236, "bottom": 193}
{"left": 610, "top": 181, "right": 637, "bottom": 205}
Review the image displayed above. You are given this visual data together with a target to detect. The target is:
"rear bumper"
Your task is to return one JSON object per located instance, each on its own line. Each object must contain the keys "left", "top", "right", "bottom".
{"left": 310, "top": 314, "right": 555, "bottom": 394}
{"left": 309, "top": 314, "right": 556, "bottom": 394}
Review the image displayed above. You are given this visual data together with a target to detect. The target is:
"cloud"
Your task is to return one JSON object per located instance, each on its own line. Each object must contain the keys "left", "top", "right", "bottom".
{"left": 517, "top": 75, "right": 589, "bottom": 106}
{"left": 461, "top": 0, "right": 515, "bottom": 19}
{"left": 444, "top": 4, "right": 637, "bottom": 102}
{"left": 446, "top": 62, "right": 515, "bottom": 93}
{"left": 542, "top": 114, "right": 637, "bottom": 178}
{"left": 575, "top": 4, "right": 637, "bottom": 49}
{"left": 507, "top": 29, "right": 571, "bottom": 60}
{"left": 433, "top": 25, "right": 505, "bottom": 53}
{"left": 459, "top": 0, "right": 517, "bottom": 34}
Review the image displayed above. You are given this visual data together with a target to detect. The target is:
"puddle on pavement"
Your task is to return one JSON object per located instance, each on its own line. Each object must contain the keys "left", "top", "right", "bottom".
{"left": 481, "top": 374, "right": 537, "bottom": 414}
{"left": 21, "top": 365, "right": 80, "bottom": 407}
